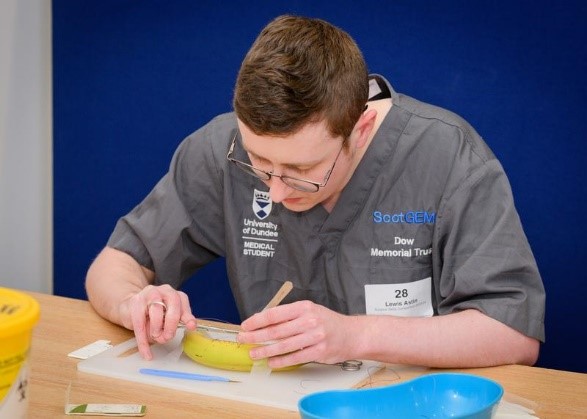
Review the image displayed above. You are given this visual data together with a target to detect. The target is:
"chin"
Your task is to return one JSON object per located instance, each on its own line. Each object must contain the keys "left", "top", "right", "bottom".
{"left": 281, "top": 198, "right": 314, "bottom": 212}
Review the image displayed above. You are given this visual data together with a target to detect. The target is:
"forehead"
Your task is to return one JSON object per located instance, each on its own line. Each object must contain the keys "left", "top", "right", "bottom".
{"left": 237, "top": 119, "right": 337, "bottom": 164}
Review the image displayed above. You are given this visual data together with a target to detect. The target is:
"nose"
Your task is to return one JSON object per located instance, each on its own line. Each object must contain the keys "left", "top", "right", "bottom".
{"left": 267, "top": 177, "right": 292, "bottom": 203}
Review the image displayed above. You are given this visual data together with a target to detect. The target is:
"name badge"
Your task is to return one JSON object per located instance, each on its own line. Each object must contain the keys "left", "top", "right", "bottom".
{"left": 365, "top": 277, "right": 433, "bottom": 317}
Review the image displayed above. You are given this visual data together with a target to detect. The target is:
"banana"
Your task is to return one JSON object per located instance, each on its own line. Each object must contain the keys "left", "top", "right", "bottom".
{"left": 182, "top": 329, "right": 299, "bottom": 372}
{"left": 183, "top": 329, "right": 257, "bottom": 371}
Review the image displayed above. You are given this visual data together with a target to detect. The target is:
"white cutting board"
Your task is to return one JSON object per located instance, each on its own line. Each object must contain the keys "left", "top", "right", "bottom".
{"left": 77, "top": 329, "right": 381, "bottom": 411}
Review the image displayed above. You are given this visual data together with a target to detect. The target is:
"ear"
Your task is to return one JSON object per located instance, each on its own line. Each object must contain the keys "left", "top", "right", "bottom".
{"left": 352, "top": 108, "right": 377, "bottom": 149}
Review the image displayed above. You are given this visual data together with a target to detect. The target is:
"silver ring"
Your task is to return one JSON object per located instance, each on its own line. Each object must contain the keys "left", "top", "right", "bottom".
{"left": 340, "top": 360, "right": 362, "bottom": 371}
{"left": 148, "top": 301, "right": 167, "bottom": 311}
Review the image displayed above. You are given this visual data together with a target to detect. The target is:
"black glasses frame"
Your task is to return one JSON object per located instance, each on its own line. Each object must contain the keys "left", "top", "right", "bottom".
{"left": 226, "top": 134, "right": 344, "bottom": 193}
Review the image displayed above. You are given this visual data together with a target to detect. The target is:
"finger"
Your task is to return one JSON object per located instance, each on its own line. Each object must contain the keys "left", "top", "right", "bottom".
{"left": 159, "top": 293, "right": 182, "bottom": 340}
{"left": 238, "top": 320, "right": 289, "bottom": 344}
{"left": 131, "top": 301, "right": 153, "bottom": 360}
{"left": 146, "top": 285, "right": 181, "bottom": 340}
{"left": 158, "top": 290, "right": 195, "bottom": 337}
{"left": 239, "top": 310, "right": 317, "bottom": 345}
{"left": 135, "top": 326, "right": 154, "bottom": 360}
{"left": 268, "top": 345, "right": 318, "bottom": 369}
{"left": 148, "top": 288, "right": 194, "bottom": 341}
{"left": 178, "top": 292, "right": 197, "bottom": 330}
{"left": 241, "top": 305, "right": 295, "bottom": 331}
{"left": 249, "top": 331, "right": 312, "bottom": 361}
{"left": 241, "top": 300, "right": 311, "bottom": 334}
{"left": 147, "top": 299, "right": 167, "bottom": 340}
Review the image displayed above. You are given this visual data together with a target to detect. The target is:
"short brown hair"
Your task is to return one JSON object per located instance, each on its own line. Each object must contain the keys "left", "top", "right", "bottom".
{"left": 233, "top": 15, "right": 368, "bottom": 140}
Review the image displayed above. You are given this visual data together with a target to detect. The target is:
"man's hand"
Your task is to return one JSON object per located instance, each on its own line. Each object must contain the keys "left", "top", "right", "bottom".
{"left": 121, "top": 284, "right": 197, "bottom": 360}
{"left": 237, "top": 300, "right": 361, "bottom": 369}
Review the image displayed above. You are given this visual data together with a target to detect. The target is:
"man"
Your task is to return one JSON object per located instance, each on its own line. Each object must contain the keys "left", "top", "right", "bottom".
{"left": 86, "top": 15, "right": 545, "bottom": 368}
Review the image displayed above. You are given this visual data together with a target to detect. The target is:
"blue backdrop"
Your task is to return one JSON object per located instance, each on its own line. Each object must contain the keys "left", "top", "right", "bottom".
{"left": 52, "top": 1, "right": 586, "bottom": 373}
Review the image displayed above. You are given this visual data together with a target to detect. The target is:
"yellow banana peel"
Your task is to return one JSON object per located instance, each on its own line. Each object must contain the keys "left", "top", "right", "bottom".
{"left": 182, "top": 329, "right": 298, "bottom": 372}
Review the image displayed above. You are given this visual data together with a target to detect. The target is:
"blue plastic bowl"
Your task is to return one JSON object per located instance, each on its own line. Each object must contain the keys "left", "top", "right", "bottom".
{"left": 298, "top": 372, "right": 503, "bottom": 419}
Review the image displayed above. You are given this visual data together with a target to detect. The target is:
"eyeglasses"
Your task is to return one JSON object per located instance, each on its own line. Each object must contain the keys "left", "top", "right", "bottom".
{"left": 226, "top": 134, "right": 344, "bottom": 193}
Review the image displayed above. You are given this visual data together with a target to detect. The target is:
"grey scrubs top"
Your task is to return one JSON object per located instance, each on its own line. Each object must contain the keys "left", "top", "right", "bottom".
{"left": 108, "top": 75, "right": 546, "bottom": 342}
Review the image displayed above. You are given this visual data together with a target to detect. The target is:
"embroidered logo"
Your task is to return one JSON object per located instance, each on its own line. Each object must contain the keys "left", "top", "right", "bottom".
{"left": 253, "top": 189, "right": 272, "bottom": 220}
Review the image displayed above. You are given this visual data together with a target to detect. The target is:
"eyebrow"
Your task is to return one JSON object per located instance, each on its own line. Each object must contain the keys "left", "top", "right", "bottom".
{"left": 242, "top": 141, "right": 323, "bottom": 170}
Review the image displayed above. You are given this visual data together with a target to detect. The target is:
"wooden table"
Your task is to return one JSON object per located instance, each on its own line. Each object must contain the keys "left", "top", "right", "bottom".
{"left": 26, "top": 291, "right": 587, "bottom": 418}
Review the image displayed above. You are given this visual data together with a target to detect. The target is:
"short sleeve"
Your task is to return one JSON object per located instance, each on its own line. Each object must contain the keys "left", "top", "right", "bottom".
{"left": 107, "top": 120, "right": 230, "bottom": 287}
{"left": 434, "top": 159, "right": 545, "bottom": 341}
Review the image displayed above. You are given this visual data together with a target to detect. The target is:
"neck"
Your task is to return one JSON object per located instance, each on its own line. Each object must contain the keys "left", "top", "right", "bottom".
{"left": 351, "top": 97, "right": 392, "bottom": 171}
{"left": 366, "top": 98, "right": 392, "bottom": 142}
{"left": 320, "top": 98, "right": 392, "bottom": 213}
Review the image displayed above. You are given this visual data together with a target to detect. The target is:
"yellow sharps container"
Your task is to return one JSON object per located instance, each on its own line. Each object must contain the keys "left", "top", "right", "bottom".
{"left": 0, "top": 287, "right": 40, "bottom": 418}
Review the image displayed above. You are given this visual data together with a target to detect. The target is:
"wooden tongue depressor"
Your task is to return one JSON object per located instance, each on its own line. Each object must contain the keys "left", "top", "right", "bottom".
{"left": 250, "top": 280, "right": 294, "bottom": 377}
{"left": 262, "top": 281, "right": 293, "bottom": 311}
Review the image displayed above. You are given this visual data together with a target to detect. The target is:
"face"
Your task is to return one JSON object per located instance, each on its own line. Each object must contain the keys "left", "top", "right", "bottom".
{"left": 236, "top": 119, "right": 356, "bottom": 212}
